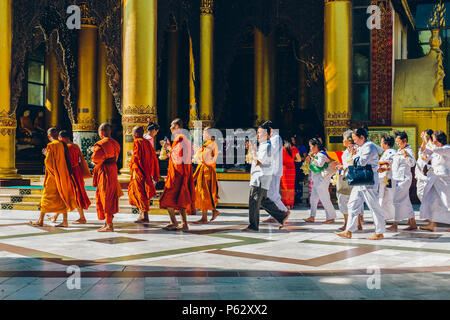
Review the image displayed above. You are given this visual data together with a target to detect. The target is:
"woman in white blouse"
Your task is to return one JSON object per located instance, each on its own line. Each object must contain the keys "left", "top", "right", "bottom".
{"left": 387, "top": 132, "right": 417, "bottom": 232}
{"left": 303, "top": 138, "right": 337, "bottom": 224}
{"left": 415, "top": 129, "right": 434, "bottom": 202}
{"left": 335, "top": 128, "right": 386, "bottom": 240}
{"left": 420, "top": 131, "right": 450, "bottom": 232}
{"left": 377, "top": 135, "right": 396, "bottom": 221}
{"left": 336, "top": 130, "right": 362, "bottom": 231}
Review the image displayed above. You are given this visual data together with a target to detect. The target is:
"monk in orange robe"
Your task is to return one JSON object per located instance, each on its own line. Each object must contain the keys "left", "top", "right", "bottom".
{"left": 128, "top": 126, "right": 159, "bottom": 223}
{"left": 49, "top": 130, "right": 91, "bottom": 224}
{"left": 91, "top": 123, "right": 121, "bottom": 232}
{"left": 159, "top": 118, "right": 195, "bottom": 231}
{"left": 192, "top": 127, "right": 220, "bottom": 224}
{"left": 30, "top": 127, "right": 77, "bottom": 228}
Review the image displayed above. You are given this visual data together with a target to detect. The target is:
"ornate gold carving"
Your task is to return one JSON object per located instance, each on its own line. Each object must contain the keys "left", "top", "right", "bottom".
{"left": 197, "top": 113, "right": 215, "bottom": 127}
{"left": 200, "top": 0, "right": 214, "bottom": 14}
{"left": 72, "top": 117, "right": 97, "bottom": 132}
{"left": 324, "top": 0, "right": 351, "bottom": 3}
{"left": 324, "top": 111, "right": 351, "bottom": 137}
{"left": 80, "top": 2, "right": 97, "bottom": 26}
{"left": 0, "top": 111, "right": 17, "bottom": 136}
{"left": 123, "top": 105, "right": 157, "bottom": 116}
{"left": 430, "top": 29, "right": 445, "bottom": 105}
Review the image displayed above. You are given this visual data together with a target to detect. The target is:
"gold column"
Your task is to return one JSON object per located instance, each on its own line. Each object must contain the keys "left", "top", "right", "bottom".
{"left": 45, "top": 52, "right": 61, "bottom": 129}
{"left": 121, "top": 0, "right": 158, "bottom": 179}
{"left": 0, "top": 0, "right": 22, "bottom": 183}
{"left": 199, "top": 0, "right": 214, "bottom": 127}
{"left": 188, "top": 34, "right": 199, "bottom": 129}
{"left": 97, "top": 40, "right": 114, "bottom": 125}
{"left": 254, "top": 28, "right": 276, "bottom": 126}
{"left": 167, "top": 25, "right": 179, "bottom": 122}
{"left": 72, "top": 3, "right": 98, "bottom": 164}
{"left": 323, "top": 0, "right": 352, "bottom": 151}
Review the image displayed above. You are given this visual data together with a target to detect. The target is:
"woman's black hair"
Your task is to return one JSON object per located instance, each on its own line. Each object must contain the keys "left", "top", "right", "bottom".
{"left": 433, "top": 130, "right": 447, "bottom": 145}
{"left": 147, "top": 121, "right": 160, "bottom": 132}
{"left": 353, "top": 127, "right": 368, "bottom": 140}
{"left": 258, "top": 122, "right": 272, "bottom": 136}
{"left": 309, "top": 138, "right": 325, "bottom": 151}
{"left": 284, "top": 140, "right": 292, "bottom": 158}
{"left": 381, "top": 135, "right": 395, "bottom": 148}
{"left": 395, "top": 131, "right": 408, "bottom": 142}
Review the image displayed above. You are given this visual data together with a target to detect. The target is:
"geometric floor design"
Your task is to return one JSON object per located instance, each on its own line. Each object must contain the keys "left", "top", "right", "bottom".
{"left": 1, "top": 207, "right": 450, "bottom": 300}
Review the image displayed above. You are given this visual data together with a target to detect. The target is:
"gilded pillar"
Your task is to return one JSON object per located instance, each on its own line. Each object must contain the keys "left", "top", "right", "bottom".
{"left": 121, "top": 0, "right": 158, "bottom": 179}
{"left": 254, "top": 28, "right": 276, "bottom": 127}
{"left": 73, "top": 3, "right": 98, "bottom": 166}
{"left": 44, "top": 53, "right": 61, "bottom": 129}
{"left": 188, "top": 35, "right": 198, "bottom": 129}
{"left": 199, "top": 0, "right": 214, "bottom": 127}
{"left": 323, "top": 0, "right": 352, "bottom": 151}
{"left": 97, "top": 40, "right": 114, "bottom": 125}
{"left": 167, "top": 24, "right": 179, "bottom": 122}
{"left": 0, "top": 0, "right": 23, "bottom": 183}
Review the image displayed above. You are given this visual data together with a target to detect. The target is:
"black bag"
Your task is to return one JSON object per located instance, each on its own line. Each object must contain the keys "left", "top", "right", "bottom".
{"left": 346, "top": 157, "right": 375, "bottom": 186}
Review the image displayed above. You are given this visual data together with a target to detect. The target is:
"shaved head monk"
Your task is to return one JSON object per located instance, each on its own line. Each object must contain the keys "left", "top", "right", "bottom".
{"left": 159, "top": 118, "right": 195, "bottom": 231}
{"left": 50, "top": 130, "right": 91, "bottom": 224}
{"left": 91, "top": 123, "right": 121, "bottom": 232}
{"left": 192, "top": 127, "right": 220, "bottom": 224}
{"left": 128, "top": 125, "right": 160, "bottom": 223}
{"left": 30, "top": 127, "right": 77, "bottom": 227}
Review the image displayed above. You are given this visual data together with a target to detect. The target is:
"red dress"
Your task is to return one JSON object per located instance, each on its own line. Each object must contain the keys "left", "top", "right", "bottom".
{"left": 281, "top": 146, "right": 299, "bottom": 207}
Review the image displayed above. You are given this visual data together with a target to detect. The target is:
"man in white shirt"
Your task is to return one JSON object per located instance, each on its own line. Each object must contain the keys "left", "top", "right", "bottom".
{"left": 260, "top": 121, "right": 290, "bottom": 224}
{"left": 244, "top": 125, "right": 289, "bottom": 231}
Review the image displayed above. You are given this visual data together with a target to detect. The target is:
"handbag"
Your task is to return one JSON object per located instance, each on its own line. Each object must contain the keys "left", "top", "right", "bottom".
{"left": 336, "top": 172, "right": 352, "bottom": 195}
{"left": 346, "top": 157, "right": 375, "bottom": 186}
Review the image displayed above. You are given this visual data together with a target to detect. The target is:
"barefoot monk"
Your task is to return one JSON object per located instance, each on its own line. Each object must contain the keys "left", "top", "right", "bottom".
{"left": 50, "top": 131, "right": 92, "bottom": 224}
{"left": 192, "top": 127, "right": 220, "bottom": 224}
{"left": 159, "top": 118, "right": 195, "bottom": 231}
{"left": 30, "top": 128, "right": 77, "bottom": 228}
{"left": 128, "top": 126, "right": 159, "bottom": 223}
{"left": 92, "top": 123, "right": 121, "bottom": 232}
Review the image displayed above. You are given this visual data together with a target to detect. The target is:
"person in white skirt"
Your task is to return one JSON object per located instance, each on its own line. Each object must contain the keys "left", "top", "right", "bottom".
{"left": 336, "top": 130, "right": 363, "bottom": 231}
{"left": 335, "top": 128, "right": 386, "bottom": 240}
{"left": 419, "top": 131, "right": 450, "bottom": 232}
{"left": 377, "top": 135, "right": 396, "bottom": 222}
{"left": 387, "top": 131, "right": 417, "bottom": 232}
{"left": 303, "top": 138, "right": 337, "bottom": 224}
{"left": 415, "top": 129, "right": 434, "bottom": 202}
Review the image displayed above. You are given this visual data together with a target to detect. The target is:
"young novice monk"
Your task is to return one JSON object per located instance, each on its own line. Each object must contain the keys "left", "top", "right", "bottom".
{"left": 49, "top": 130, "right": 91, "bottom": 224}
{"left": 192, "top": 127, "right": 220, "bottom": 224}
{"left": 128, "top": 126, "right": 159, "bottom": 223}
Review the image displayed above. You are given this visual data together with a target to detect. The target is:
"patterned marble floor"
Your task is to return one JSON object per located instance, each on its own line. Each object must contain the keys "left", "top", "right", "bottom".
{"left": 0, "top": 207, "right": 449, "bottom": 300}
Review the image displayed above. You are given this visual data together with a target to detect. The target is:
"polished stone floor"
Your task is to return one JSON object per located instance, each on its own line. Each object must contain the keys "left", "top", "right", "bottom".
{"left": 0, "top": 207, "right": 449, "bottom": 300}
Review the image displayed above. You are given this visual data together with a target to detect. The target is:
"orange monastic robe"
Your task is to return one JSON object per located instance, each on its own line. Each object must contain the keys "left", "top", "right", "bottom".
{"left": 159, "top": 134, "right": 195, "bottom": 211}
{"left": 67, "top": 143, "right": 91, "bottom": 210}
{"left": 193, "top": 140, "right": 219, "bottom": 211}
{"left": 91, "top": 137, "right": 121, "bottom": 223}
{"left": 128, "top": 137, "right": 159, "bottom": 212}
{"left": 40, "top": 140, "right": 77, "bottom": 214}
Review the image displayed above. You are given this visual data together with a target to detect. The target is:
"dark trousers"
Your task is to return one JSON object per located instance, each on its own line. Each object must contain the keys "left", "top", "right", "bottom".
{"left": 248, "top": 185, "right": 287, "bottom": 231}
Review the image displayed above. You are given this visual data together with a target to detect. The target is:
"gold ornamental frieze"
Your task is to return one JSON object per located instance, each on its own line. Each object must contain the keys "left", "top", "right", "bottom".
{"left": 123, "top": 105, "right": 157, "bottom": 116}
{"left": 80, "top": 2, "right": 97, "bottom": 27}
{"left": 200, "top": 0, "right": 214, "bottom": 14}
{"left": 0, "top": 111, "right": 16, "bottom": 136}
{"left": 72, "top": 118, "right": 97, "bottom": 132}
{"left": 325, "top": 0, "right": 351, "bottom": 3}
{"left": 0, "top": 111, "right": 17, "bottom": 128}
